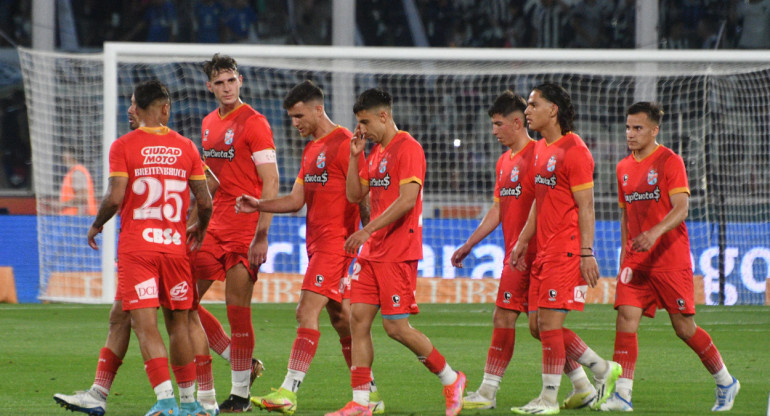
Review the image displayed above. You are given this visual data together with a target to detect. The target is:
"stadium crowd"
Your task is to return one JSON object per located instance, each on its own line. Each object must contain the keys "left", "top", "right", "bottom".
{"left": 1, "top": 0, "right": 769, "bottom": 50}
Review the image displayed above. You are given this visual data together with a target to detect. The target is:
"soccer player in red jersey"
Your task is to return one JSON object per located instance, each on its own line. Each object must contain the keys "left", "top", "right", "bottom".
{"left": 54, "top": 94, "right": 219, "bottom": 416}
{"left": 236, "top": 80, "right": 383, "bottom": 415}
{"left": 325, "top": 89, "right": 465, "bottom": 416}
{"left": 509, "top": 83, "right": 620, "bottom": 414}
{"left": 193, "top": 53, "right": 278, "bottom": 412}
{"left": 85, "top": 80, "right": 213, "bottom": 416}
{"left": 451, "top": 91, "right": 537, "bottom": 410}
{"left": 601, "top": 102, "right": 739, "bottom": 412}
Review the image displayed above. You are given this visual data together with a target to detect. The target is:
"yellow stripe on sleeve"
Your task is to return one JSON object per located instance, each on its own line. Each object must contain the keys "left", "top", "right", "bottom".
{"left": 570, "top": 181, "right": 594, "bottom": 192}
{"left": 669, "top": 187, "right": 690, "bottom": 196}
{"left": 399, "top": 176, "right": 423, "bottom": 186}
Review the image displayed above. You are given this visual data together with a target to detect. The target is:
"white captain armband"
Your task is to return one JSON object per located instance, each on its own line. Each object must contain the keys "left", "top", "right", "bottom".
{"left": 252, "top": 149, "right": 277, "bottom": 166}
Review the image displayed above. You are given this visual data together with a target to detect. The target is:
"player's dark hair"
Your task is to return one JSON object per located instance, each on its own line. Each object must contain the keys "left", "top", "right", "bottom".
{"left": 134, "top": 80, "right": 170, "bottom": 110}
{"left": 283, "top": 80, "right": 324, "bottom": 110}
{"left": 533, "top": 82, "right": 574, "bottom": 135}
{"left": 203, "top": 53, "right": 238, "bottom": 80}
{"left": 627, "top": 101, "right": 664, "bottom": 125}
{"left": 353, "top": 88, "right": 392, "bottom": 114}
{"left": 488, "top": 90, "right": 528, "bottom": 122}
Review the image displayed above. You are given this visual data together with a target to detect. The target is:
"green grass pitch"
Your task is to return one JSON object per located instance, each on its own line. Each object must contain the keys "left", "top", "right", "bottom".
{"left": 0, "top": 303, "right": 767, "bottom": 415}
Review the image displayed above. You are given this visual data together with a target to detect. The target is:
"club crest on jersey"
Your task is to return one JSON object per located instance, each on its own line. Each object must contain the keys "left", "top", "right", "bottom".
{"left": 315, "top": 274, "right": 324, "bottom": 287}
{"left": 622, "top": 174, "right": 628, "bottom": 186}
{"left": 548, "top": 289, "right": 557, "bottom": 301}
{"left": 379, "top": 157, "right": 388, "bottom": 174}
{"left": 510, "top": 166, "right": 520, "bottom": 182}
{"left": 391, "top": 294, "right": 401, "bottom": 307}
{"left": 203, "top": 129, "right": 209, "bottom": 142}
{"left": 677, "top": 298, "right": 686, "bottom": 310}
{"left": 503, "top": 291, "right": 512, "bottom": 304}
{"left": 224, "top": 128, "right": 234, "bottom": 145}
{"left": 316, "top": 152, "right": 326, "bottom": 169}
{"left": 647, "top": 169, "right": 658, "bottom": 185}
{"left": 546, "top": 156, "right": 557, "bottom": 172}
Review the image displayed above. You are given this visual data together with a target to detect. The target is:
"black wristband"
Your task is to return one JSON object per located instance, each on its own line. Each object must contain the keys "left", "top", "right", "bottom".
{"left": 580, "top": 254, "right": 595, "bottom": 258}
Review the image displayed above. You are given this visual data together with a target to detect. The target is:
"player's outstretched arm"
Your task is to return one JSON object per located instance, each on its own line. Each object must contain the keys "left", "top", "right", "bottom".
{"left": 249, "top": 162, "right": 279, "bottom": 268}
{"left": 88, "top": 176, "right": 128, "bottom": 250}
{"left": 510, "top": 201, "right": 536, "bottom": 271}
{"left": 188, "top": 178, "right": 212, "bottom": 251}
{"left": 238, "top": 180, "right": 305, "bottom": 214}
{"left": 344, "top": 181, "right": 420, "bottom": 254}
{"left": 574, "top": 187, "right": 599, "bottom": 287}
{"left": 452, "top": 201, "right": 501, "bottom": 268}
{"left": 632, "top": 191, "right": 689, "bottom": 252}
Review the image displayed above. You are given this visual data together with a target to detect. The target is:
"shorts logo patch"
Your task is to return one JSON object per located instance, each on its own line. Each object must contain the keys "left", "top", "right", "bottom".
{"left": 574, "top": 285, "right": 587, "bottom": 303}
{"left": 391, "top": 294, "right": 401, "bottom": 307}
{"left": 170, "top": 281, "right": 189, "bottom": 301}
{"left": 503, "top": 291, "right": 512, "bottom": 304}
{"left": 677, "top": 298, "right": 686, "bottom": 310}
{"left": 620, "top": 267, "right": 633, "bottom": 284}
{"left": 315, "top": 274, "right": 324, "bottom": 287}
{"left": 548, "top": 289, "right": 557, "bottom": 301}
{"left": 135, "top": 278, "right": 158, "bottom": 300}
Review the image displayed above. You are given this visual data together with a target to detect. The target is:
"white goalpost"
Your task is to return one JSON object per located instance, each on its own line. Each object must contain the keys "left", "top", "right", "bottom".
{"left": 19, "top": 43, "right": 770, "bottom": 305}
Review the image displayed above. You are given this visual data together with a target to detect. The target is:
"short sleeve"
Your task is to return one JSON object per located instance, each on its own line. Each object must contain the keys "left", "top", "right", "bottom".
{"left": 616, "top": 161, "right": 625, "bottom": 208}
{"left": 244, "top": 115, "right": 275, "bottom": 153}
{"left": 665, "top": 153, "right": 690, "bottom": 196}
{"left": 567, "top": 144, "right": 594, "bottom": 192}
{"left": 109, "top": 139, "right": 128, "bottom": 177}
{"left": 396, "top": 140, "right": 426, "bottom": 187}
{"left": 188, "top": 140, "right": 205, "bottom": 180}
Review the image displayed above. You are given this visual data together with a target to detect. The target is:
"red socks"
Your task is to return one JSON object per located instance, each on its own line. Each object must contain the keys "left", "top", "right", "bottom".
{"left": 685, "top": 326, "right": 725, "bottom": 374}
{"left": 198, "top": 305, "right": 231, "bottom": 356}
{"left": 563, "top": 328, "right": 588, "bottom": 361}
{"left": 94, "top": 347, "right": 122, "bottom": 391}
{"left": 613, "top": 331, "right": 638, "bottom": 379}
{"left": 484, "top": 328, "right": 515, "bottom": 377}
{"left": 288, "top": 328, "right": 321, "bottom": 373}
{"left": 171, "top": 362, "right": 196, "bottom": 389}
{"left": 195, "top": 354, "right": 214, "bottom": 391}
{"left": 339, "top": 336, "right": 353, "bottom": 368}
{"left": 540, "top": 329, "right": 566, "bottom": 375}
{"left": 419, "top": 347, "right": 447, "bottom": 374}
{"left": 144, "top": 357, "right": 170, "bottom": 388}
{"left": 227, "top": 305, "right": 254, "bottom": 371}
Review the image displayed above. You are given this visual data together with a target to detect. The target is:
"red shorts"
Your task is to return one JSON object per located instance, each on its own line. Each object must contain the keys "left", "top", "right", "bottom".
{"left": 117, "top": 251, "right": 194, "bottom": 311}
{"left": 496, "top": 259, "right": 532, "bottom": 312}
{"left": 529, "top": 255, "right": 587, "bottom": 311}
{"left": 191, "top": 230, "right": 256, "bottom": 283}
{"left": 351, "top": 258, "right": 419, "bottom": 316}
{"left": 615, "top": 266, "right": 695, "bottom": 317}
{"left": 302, "top": 251, "right": 353, "bottom": 303}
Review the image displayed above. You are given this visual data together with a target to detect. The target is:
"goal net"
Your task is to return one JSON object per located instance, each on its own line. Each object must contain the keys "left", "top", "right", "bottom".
{"left": 19, "top": 44, "right": 770, "bottom": 305}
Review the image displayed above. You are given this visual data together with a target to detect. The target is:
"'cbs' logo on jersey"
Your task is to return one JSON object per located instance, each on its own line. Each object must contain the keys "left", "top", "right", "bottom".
{"left": 142, "top": 228, "right": 182, "bottom": 245}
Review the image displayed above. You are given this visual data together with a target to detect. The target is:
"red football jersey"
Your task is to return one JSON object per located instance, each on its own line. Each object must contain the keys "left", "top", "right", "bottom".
{"left": 531, "top": 133, "right": 594, "bottom": 259}
{"left": 109, "top": 126, "right": 205, "bottom": 255}
{"left": 617, "top": 145, "right": 691, "bottom": 271}
{"left": 297, "top": 126, "right": 365, "bottom": 257}
{"left": 494, "top": 140, "right": 537, "bottom": 262}
{"left": 201, "top": 103, "right": 275, "bottom": 245}
{"left": 359, "top": 131, "right": 425, "bottom": 262}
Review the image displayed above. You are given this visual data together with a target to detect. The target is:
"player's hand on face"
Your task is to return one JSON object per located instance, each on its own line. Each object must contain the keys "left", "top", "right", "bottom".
{"left": 580, "top": 255, "right": 599, "bottom": 287}
{"left": 344, "top": 229, "right": 370, "bottom": 255}
{"left": 350, "top": 126, "right": 365, "bottom": 156}
{"left": 451, "top": 244, "right": 471, "bottom": 268}
{"left": 87, "top": 225, "right": 102, "bottom": 250}
{"left": 235, "top": 194, "right": 260, "bottom": 214}
{"left": 248, "top": 236, "right": 269, "bottom": 269}
{"left": 509, "top": 240, "right": 528, "bottom": 271}
{"left": 631, "top": 230, "right": 657, "bottom": 252}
